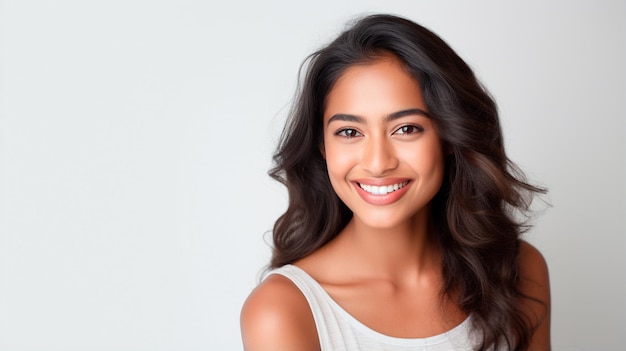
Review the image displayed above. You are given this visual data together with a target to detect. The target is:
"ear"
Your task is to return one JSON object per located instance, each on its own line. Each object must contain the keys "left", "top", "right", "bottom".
{"left": 320, "top": 143, "right": 326, "bottom": 159}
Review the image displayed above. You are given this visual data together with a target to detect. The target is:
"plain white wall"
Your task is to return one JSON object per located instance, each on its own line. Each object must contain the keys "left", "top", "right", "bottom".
{"left": 0, "top": 0, "right": 624, "bottom": 350}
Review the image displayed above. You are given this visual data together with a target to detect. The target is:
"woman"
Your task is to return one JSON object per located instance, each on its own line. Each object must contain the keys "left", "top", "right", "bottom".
{"left": 241, "top": 14, "right": 550, "bottom": 350}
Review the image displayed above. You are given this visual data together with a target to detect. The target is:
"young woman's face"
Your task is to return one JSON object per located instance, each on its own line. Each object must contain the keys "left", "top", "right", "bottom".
{"left": 322, "top": 57, "right": 445, "bottom": 230}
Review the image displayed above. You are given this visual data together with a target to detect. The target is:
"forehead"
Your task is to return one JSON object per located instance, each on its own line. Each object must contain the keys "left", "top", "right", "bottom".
{"left": 324, "top": 57, "right": 426, "bottom": 120}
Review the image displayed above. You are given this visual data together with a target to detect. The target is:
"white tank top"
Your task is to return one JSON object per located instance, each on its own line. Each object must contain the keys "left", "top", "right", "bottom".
{"left": 269, "top": 264, "right": 480, "bottom": 351}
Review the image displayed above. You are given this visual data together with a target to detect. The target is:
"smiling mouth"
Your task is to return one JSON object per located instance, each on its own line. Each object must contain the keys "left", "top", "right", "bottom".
{"left": 357, "top": 181, "right": 410, "bottom": 195}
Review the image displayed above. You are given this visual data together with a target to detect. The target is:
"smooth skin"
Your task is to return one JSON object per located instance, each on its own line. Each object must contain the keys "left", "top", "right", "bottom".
{"left": 241, "top": 57, "right": 550, "bottom": 350}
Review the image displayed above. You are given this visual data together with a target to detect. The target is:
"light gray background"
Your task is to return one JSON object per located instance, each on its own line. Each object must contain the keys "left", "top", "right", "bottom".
{"left": 1, "top": 0, "right": 624, "bottom": 350}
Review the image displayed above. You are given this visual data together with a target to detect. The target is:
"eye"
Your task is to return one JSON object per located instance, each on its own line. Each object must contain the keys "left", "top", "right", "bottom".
{"left": 394, "top": 125, "right": 423, "bottom": 135}
{"left": 335, "top": 128, "right": 362, "bottom": 138}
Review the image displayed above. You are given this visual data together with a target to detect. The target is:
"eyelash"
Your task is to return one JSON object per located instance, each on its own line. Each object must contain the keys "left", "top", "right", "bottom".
{"left": 334, "top": 124, "right": 424, "bottom": 139}
{"left": 335, "top": 128, "right": 362, "bottom": 138}
{"left": 394, "top": 125, "right": 424, "bottom": 135}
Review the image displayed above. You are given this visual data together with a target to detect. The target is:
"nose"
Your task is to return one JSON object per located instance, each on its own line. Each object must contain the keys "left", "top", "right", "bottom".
{"left": 361, "top": 135, "right": 399, "bottom": 175}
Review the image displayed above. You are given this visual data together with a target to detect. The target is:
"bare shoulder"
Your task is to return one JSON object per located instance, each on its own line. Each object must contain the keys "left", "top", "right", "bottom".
{"left": 518, "top": 240, "right": 551, "bottom": 350}
{"left": 240, "top": 273, "right": 319, "bottom": 351}
{"left": 519, "top": 241, "right": 549, "bottom": 280}
{"left": 518, "top": 241, "right": 550, "bottom": 301}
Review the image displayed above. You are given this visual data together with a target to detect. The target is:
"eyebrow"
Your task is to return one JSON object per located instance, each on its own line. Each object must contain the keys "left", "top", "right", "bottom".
{"left": 326, "top": 108, "right": 431, "bottom": 126}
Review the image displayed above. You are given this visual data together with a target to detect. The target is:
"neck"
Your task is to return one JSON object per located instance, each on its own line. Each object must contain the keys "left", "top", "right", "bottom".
{"left": 339, "top": 210, "right": 442, "bottom": 283}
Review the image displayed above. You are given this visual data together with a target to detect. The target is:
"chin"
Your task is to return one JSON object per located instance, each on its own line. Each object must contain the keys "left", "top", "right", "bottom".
{"left": 352, "top": 212, "right": 412, "bottom": 231}
{"left": 350, "top": 204, "right": 432, "bottom": 232}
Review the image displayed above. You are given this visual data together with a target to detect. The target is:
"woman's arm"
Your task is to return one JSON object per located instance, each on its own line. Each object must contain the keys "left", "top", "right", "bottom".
{"left": 519, "top": 241, "right": 551, "bottom": 350}
{"left": 240, "top": 274, "right": 320, "bottom": 351}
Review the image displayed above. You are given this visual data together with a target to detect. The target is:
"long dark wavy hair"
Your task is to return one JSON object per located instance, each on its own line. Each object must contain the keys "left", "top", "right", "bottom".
{"left": 268, "top": 14, "right": 545, "bottom": 351}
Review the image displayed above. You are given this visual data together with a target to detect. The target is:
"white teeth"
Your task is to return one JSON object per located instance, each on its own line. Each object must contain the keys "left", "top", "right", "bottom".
{"left": 358, "top": 181, "right": 409, "bottom": 195}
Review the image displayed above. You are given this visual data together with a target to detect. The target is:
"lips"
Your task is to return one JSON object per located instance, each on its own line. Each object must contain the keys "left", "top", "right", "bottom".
{"left": 357, "top": 180, "right": 410, "bottom": 195}
{"left": 353, "top": 179, "right": 412, "bottom": 206}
